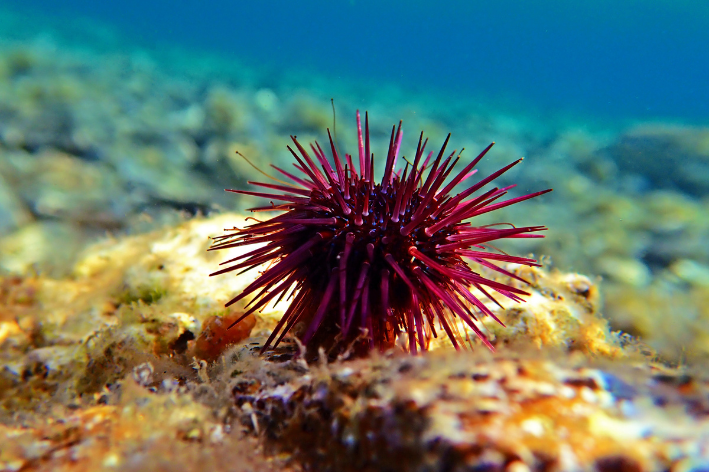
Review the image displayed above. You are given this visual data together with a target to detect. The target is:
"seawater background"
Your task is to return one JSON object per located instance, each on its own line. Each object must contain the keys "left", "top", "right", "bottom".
{"left": 6, "top": 0, "right": 709, "bottom": 121}
{"left": 0, "top": 1, "right": 708, "bottom": 359}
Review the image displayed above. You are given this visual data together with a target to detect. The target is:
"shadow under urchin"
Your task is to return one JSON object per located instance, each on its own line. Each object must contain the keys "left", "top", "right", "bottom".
{"left": 209, "top": 111, "right": 551, "bottom": 357}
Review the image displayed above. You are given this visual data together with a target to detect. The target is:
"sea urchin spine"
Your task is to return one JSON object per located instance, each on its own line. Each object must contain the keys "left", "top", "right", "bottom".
{"left": 210, "top": 111, "right": 551, "bottom": 356}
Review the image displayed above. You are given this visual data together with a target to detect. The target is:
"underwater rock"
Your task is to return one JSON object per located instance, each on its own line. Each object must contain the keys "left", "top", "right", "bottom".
{"left": 606, "top": 124, "right": 709, "bottom": 196}
{"left": 596, "top": 256, "right": 652, "bottom": 288}
{"left": 0, "top": 173, "right": 32, "bottom": 235}
{"left": 110, "top": 143, "right": 214, "bottom": 205}
{"left": 0, "top": 221, "right": 89, "bottom": 276}
{"left": 232, "top": 349, "right": 709, "bottom": 472}
{"left": 605, "top": 280, "right": 709, "bottom": 361}
{"left": 12, "top": 104, "right": 77, "bottom": 154}
{"left": 0, "top": 211, "right": 703, "bottom": 472}
{"left": 254, "top": 88, "right": 280, "bottom": 117}
{"left": 670, "top": 259, "right": 709, "bottom": 288}
{"left": 0, "top": 382, "right": 289, "bottom": 472}
{"left": 204, "top": 85, "right": 248, "bottom": 136}
{"left": 281, "top": 94, "right": 334, "bottom": 133}
{"left": 3, "top": 149, "right": 126, "bottom": 226}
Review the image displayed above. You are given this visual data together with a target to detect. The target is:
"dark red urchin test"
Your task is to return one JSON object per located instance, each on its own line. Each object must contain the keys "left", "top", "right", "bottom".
{"left": 209, "top": 111, "right": 551, "bottom": 356}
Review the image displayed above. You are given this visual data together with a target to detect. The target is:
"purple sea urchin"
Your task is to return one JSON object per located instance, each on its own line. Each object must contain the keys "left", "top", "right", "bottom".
{"left": 210, "top": 111, "right": 551, "bottom": 356}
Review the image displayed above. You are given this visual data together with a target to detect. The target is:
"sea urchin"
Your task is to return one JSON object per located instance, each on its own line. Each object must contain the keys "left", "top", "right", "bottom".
{"left": 210, "top": 111, "right": 551, "bottom": 356}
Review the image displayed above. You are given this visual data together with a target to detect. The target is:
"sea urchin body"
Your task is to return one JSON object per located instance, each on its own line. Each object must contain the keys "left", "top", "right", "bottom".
{"left": 210, "top": 111, "right": 551, "bottom": 356}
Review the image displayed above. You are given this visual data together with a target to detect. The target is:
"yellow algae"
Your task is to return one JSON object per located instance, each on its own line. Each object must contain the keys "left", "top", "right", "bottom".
{"left": 427, "top": 265, "right": 625, "bottom": 358}
{"left": 0, "top": 321, "right": 21, "bottom": 344}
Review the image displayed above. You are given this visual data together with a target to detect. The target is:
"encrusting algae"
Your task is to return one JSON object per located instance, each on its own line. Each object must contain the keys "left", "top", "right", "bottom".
{"left": 232, "top": 349, "right": 709, "bottom": 472}
{"left": 2, "top": 211, "right": 707, "bottom": 471}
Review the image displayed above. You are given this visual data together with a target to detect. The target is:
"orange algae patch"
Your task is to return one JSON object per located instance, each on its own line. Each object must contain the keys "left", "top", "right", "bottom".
{"left": 0, "top": 387, "right": 288, "bottom": 472}
{"left": 195, "top": 311, "right": 256, "bottom": 361}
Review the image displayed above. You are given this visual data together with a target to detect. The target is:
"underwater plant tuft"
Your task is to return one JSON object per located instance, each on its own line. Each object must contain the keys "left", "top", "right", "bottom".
{"left": 210, "top": 111, "right": 551, "bottom": 356}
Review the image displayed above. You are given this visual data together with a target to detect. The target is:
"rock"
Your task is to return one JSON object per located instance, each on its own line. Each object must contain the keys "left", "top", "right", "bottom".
{"left": 204, "top": 85, "right": 247, "bottom": 135}
{"left": 0, "top": 221, "right": 90, "bottom": 276}
{"left": 233, "top": 349, "right": 709, "bottom": 472}
{"left": 254, "top": 88, "right": 279, "bottom": 114}
{"left": 670, "top": 259, "right": 709, "bottom": 288}
{"left": 606, "top": 124, "right": 709, "bottom": 196}
{"left": 0, "top": 210, "right": 702, "bottom": 472}
{"left": 597, "top": 256, "right": 652, "bottom": 288}
{"left": 0, "top": 173, "right": 31, "bottom": 235}
{"left": 9, "top": 150, "right": 126, "bottom": 226}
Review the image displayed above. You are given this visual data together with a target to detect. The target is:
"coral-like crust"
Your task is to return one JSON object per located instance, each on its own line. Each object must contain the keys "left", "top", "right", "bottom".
{"left": 0, "top": 377, "right": 292, "bottom": 472}
{"left": 233, "top": 349, "right": 709, "bottom": 472}
{"left": 0, "top": 214, "right": 704, "bottom": 471}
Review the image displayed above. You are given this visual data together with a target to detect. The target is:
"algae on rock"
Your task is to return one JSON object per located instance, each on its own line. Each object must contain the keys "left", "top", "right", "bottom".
{"left": 0, "top": 212, "right": 703, "bottom": 472}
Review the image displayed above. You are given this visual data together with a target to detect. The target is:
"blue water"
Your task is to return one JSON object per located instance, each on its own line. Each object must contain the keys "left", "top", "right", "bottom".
{"left": 5, "top": 0, "right": 709, "bottom": 122}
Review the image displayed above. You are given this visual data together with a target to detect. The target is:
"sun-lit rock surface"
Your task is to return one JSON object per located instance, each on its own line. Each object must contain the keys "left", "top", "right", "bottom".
{"left": 1, "top": 212, "right": 706, "bottom": 471}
